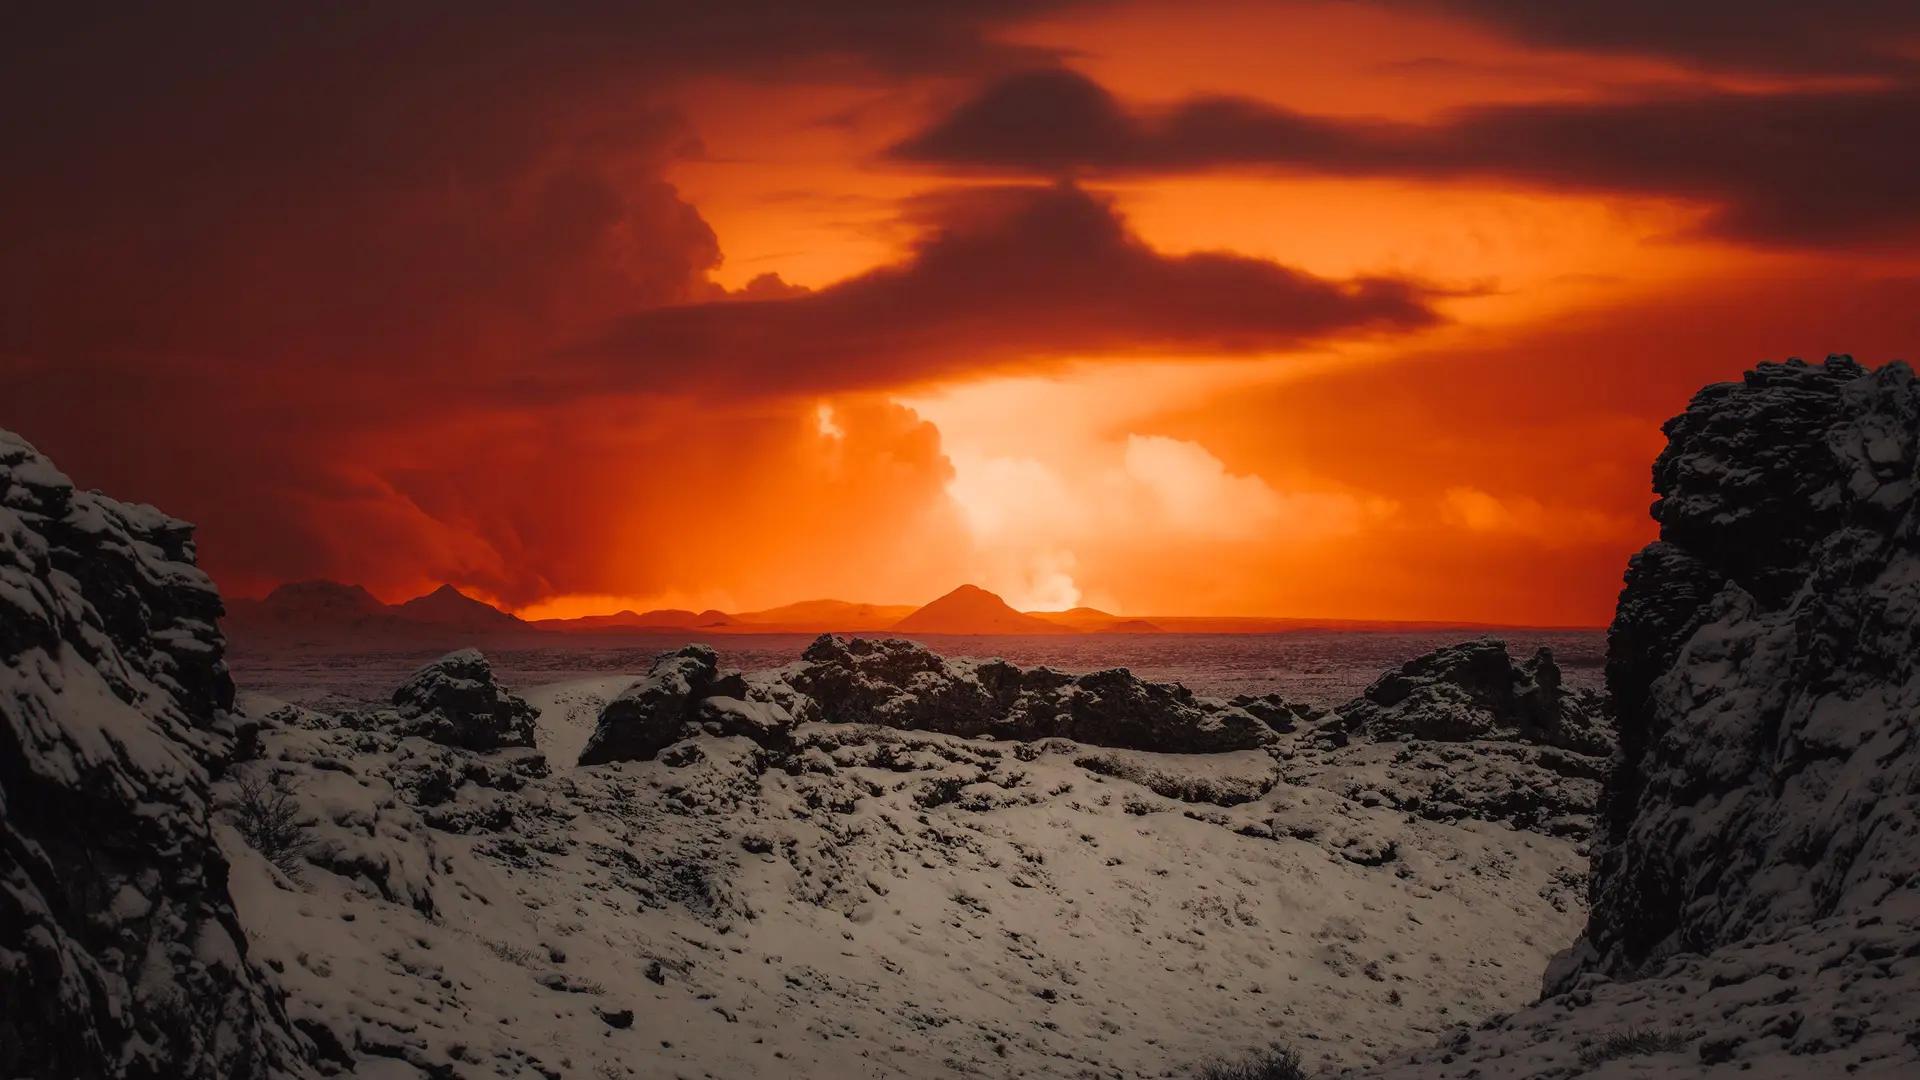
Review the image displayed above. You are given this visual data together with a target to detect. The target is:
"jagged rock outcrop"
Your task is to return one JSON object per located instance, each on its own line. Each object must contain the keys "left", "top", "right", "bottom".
{"left": 1277, "top": 638, "right": 1613, "bottom": 836}
{"left": 577, "top": 644, "right": 740, "bottom": 764}
{"left": 387, "top": 648, "right": 539, "bottom": 751}
{"left": 1359, "top": 356, "right": 1920, "bottom": 1078}
{"left": 1336, "top": 637, "right": 1611, "bottom": 756}
{"left": 0, "top": 431, "right": 306, "bottom": 1078}
{"left": 1584, "top": 355, "right": 1920, "bottom": 976}
{"left": 574, "top": 635, "right": 1608, "bottom": 838}
{"left": 578, "top": 635, "right": 1279, "bottom": 766}
{"left": 791, "top": 635, "right": 1272, "bottom": 751}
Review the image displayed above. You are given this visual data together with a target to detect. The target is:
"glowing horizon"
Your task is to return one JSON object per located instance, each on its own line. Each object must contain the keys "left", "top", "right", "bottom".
{"left": 8, "top": 3, "right": 1919, "bottom": 627}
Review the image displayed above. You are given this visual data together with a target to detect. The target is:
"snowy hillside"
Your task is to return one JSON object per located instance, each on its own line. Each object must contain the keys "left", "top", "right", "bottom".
{"left": 222, "top": 632, "right": 1600, "bottom": 1078}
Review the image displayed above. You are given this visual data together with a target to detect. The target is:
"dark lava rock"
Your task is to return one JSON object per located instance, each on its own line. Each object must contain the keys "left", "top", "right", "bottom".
{"left": 578, "top": 645, "right": 728, "bottom": 765}
{"left": 789, "top": 635, "right": 1273, "bottom": 753}
{"left": 389, "top": 647, "right": 538, "bottom": 751}
{"left": 579, "top": 634, "right": 1279, "bottom": 764}
{"left": 0, "top": 430, "right": 306, "bottom": 1078}
{"left": 1578, "top": 355, "right": 1920, "bottom": 978}
{"left": 1335, "top": 637, "right": 1611, "bottom": 756}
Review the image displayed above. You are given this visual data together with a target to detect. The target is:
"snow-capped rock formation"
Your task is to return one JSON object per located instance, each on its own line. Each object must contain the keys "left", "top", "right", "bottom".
{"left": 1586, "top": 356, "right": 1920, "bottom": 976}
{"left": 579, "top": 635, "right": 1297, "bottom": 767}
{"left": 576, "top": 643, "right": 739, "bottom": 764}
{"left": 1360, "top": 355, "right": 1920, "bottom": 1077}
{"left": 0, "top": 431, "right": 305, "bottom": 1078}
{"left": 1264, "top": 639, "right": 1609, "bottom": 839}
{"left": 1336, "top": 637, "right": 1611, "bottom": 756}
{"left": 385, "top": 648, "right": 539, "bottom": 751}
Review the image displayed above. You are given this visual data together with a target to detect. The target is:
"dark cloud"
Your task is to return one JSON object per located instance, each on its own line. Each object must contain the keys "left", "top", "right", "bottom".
{"left": 0, "top": 2, "right": 1098, "bottom": 603}
{"left": 891, "top": 69, "right": 1920, "bottom": 245}
{"left": 1406, "top": 1, "right": 1920, "bottom": 75}
{"left": 575, "top": 183, "right": 1441, "bottom": 395}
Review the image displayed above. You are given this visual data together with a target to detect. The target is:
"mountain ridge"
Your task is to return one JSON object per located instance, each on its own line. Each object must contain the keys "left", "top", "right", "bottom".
{"left": 889, "top": 583, "right": 1078, "bottom": 635}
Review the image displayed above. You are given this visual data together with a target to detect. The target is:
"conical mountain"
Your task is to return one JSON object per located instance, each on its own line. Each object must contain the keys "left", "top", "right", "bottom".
{"left": 891, "top": 585, "right": 1077, "bottom": 635}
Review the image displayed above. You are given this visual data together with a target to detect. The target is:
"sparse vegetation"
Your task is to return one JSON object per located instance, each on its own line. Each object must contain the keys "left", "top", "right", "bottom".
{"left": 484, "top": 939, "right": 541, "bottom": 967}
{"left": 1194, "top": 1042, "right": 1309, "bottom": 1080}
{"left": 232, "top": 771, "right": 311, "bottom": 876}
{"left": 1576, "top": 1027, "right": 1691, "bottom": 1070}
{"left": 917, "top": 775, "right": 970, "bottom": 808}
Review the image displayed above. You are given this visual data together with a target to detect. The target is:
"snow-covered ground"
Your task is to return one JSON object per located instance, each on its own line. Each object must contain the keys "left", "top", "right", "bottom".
{"left": 222, "top": 669, "right": 1587, "bottom": 1078}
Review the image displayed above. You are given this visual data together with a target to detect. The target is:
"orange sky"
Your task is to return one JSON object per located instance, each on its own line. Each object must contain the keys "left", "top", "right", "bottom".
{"left": 8, "top": 2, "right": 1920, "bottom": 626}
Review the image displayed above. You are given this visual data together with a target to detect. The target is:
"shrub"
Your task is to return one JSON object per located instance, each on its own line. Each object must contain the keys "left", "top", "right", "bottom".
{"left": 1195, "top": 1042, "right": 1309, "bottom": 1080}
{"left": 232, "top": 771, "right": 311, "bottom": 876}
{"left": 1576, "top": 1027, "right": 1691, "bottom": 1070}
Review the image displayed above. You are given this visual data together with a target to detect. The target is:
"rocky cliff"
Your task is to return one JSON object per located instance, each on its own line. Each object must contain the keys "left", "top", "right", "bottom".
{"left": 1587, "top": 355, "right": 1920, "bottom": 974}
{"left": 0, "top": 432, "right": 306, "bottom": 1078}
{"left": 1363, "top": 355, "right": 1920, "bottom": 1077}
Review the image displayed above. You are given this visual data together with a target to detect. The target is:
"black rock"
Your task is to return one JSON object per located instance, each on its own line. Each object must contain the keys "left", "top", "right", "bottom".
{"left": 389, "top": 648, "right": 539, "bottom": 751}
{"left": 578, "top": 645, "right": 728, "bottom": 765}
{"left": 1581, "top": 355, "right": 1920, "bottom": 976}
{"left": 0, "top": 430, "right": 306, "bottom": 1078}
{"left": 1334, "top": 637, "right": 1611, "bottom": 756}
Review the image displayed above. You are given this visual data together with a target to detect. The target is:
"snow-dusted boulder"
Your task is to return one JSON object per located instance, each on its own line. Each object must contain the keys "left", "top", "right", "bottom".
{"left": 1334, "top": 637, "right": 1610, "bottom": 756}
{"left": 0, "top": 431, "right": 306, "bottom": 1078}
{"left": 578, "top": 635, "right": 1278, "bottom": 766}
{"left": 578, "top": 644, "right": 729, "bottom": 764}
{"left": 1270, "top": 638, "right": 1614, "bottom": 836}
{"left": 788, "top": 634, "right": 1275, "bottom": 752}
{"left": 388, "top": 647, "right": 538, "bottom": 751}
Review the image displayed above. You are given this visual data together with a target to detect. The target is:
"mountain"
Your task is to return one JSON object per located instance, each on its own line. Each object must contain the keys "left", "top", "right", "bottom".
{"left": 1031, "top": 607, "right": 1165, "bottom": 633}
{"left": 730, "top": 598, "right": 917, "bottom": 630}
{"left": 230, "top": 579, "right": 386, "bottom": 623}
{"left": 226, "top": 579, "right": 534, "bottom": 647}
{"left": 393, "top": 583, "right": 526, "bottom": 631}
{"left": 540, "top": 607, "right": 737, "bottom": 631}
{"left": 890, "top": 584, "right": 1078, "bottom": 635}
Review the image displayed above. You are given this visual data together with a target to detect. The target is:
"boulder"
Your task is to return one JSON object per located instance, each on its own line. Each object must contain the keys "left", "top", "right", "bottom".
{"left": 1363, "top": 357, "right": 1920, "bottom": 1078}
{"left": 389, "top": 648, "right": 538, "bottom": 751}
{"left": 578, "top": 645, "right": 727, "bottom": 765}
{"left": 789, "top": 635, "right": 1275, "bottom": 753}
{"left": 1335, "top": 637, "right": 1611, "bottom": 756}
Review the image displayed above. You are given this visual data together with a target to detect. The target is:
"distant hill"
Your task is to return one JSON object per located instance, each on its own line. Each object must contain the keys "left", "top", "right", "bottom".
{"left": 732, "top": 599, "right": 918, "bottom": 630}
{"left": 1028, "top": 606, "right": 1162, "bottom": 632}
{"left": 394, "top": 584, "right": 526, "bottom": 631}
{"left": 892, "top": 585, "right": 1078, "bottom": 635}
{"left": 226, "top": 580, "right": 534, "bottom": 647}
{"left": 227, "top": 579, "right": 386, "bottom": 625}
{"left": 540, "top": 608, "right": 737, "bottom": 631}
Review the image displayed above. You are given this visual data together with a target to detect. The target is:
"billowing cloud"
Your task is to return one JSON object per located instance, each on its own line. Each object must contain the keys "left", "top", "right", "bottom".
{"left": 578, "top": 183, "right": 1440, "bottom": 395}
{"left": 1407, "top": 0, "right": 1920, "bottom": 75}
{"left": 0, "top": 3, "right": 1095, "bottom": 606}
{"left": 891, "top": 69, "right": 1920, "bottom": 245}
{"left": 6, "top": 2, "right": 1915, "bottom": 624}
{"left": 934, "top": 423, "right": 1393, "bottom": 614}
